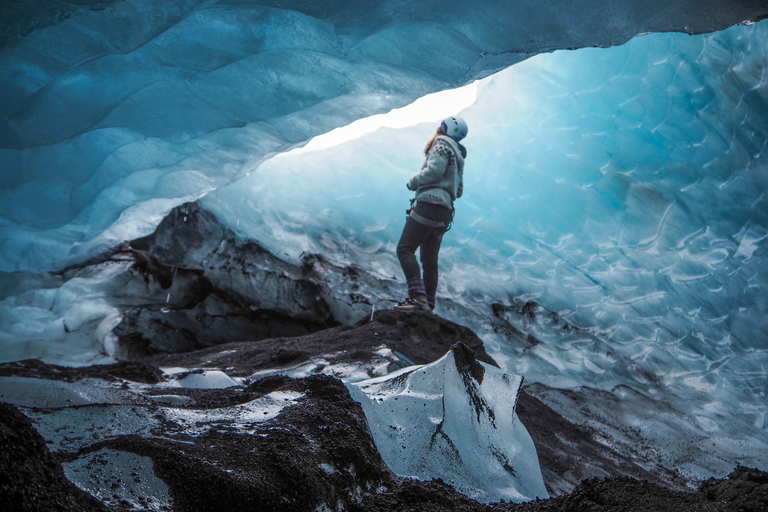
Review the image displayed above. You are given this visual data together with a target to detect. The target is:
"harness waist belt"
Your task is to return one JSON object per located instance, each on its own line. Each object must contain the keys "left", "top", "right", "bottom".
{"left": 410, "top": 210, "right": 446, "bottom": 228}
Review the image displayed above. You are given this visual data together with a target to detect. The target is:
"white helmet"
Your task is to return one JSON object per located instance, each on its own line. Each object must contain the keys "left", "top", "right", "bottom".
{"left": 440, "top": 116, "right": 468, "bottom": 141}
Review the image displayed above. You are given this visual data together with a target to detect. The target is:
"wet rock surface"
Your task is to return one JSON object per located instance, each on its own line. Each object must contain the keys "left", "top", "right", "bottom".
{"left": 1, "top": 311, "right": 766, "bottom": 511}
{"left": 78, "top": 375, "right": 393, "bottom": 512}
{"left": 138, "top": 308, "right": 497, "bottom": 378}
{"left": 0, "top": 402, "right": 106, "bottom": 512}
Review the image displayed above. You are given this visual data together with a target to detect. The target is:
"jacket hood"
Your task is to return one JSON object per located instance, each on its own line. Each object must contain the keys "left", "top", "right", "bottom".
{"left": 436, "top": 135, "right": 466, "bottom": 163}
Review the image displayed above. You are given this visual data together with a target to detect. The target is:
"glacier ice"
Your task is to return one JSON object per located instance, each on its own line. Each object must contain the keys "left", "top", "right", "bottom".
{"left": 1, "top": 1, "right": 766, "bottom": 272}
{"left": 347, "top": 345, "right": 548, "bottom": 504}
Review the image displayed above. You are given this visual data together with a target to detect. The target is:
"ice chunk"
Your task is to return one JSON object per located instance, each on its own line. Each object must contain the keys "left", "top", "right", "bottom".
{"left": 347, "top": 345, "right": 548, "bottom": 504}
{"left": 174, "top": 370, "right": 242, "bottom": 389}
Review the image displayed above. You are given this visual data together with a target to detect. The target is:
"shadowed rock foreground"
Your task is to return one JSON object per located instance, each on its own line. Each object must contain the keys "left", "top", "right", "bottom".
{"left": 2, "top": 310, "right": 767, "bottom": 511}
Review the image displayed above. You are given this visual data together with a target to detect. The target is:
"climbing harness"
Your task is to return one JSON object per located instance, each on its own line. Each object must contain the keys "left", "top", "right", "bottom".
{"left": 406, "top": 198, "right": 454, "bottom": 232}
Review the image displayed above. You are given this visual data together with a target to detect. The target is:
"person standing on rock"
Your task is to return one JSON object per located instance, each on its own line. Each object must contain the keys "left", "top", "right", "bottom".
{"left": 395, "top": 116, "right": 467, "bottom": 313}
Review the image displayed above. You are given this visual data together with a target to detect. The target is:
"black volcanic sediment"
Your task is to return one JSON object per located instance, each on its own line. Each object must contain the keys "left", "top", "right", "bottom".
{"left": 2, "top": 311, "right": 767, "bottom": 511}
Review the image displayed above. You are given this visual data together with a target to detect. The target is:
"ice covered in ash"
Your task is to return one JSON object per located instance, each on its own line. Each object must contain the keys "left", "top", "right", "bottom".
{"left": 0, "top": 368, "right": 301, "bottom": 510}
{"left": 1, "top": 0, "right": 765, "bottom": 272}
{"left": 347, "top": 346, "right": 548, "bottom": 504}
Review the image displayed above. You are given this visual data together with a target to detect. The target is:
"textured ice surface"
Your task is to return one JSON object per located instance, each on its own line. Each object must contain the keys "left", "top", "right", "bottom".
{"left": 63, "top": 449, "right": 172, "bottom": 512}
{"left": 243, "top": 347, "right": 404, "bottom": 383}
{"left": 347, "top": 350, "right": 548, "bottom": 504}
{"left": 1, "top": 1, "right": 765, "bottom": 272}
{"left": 24, "top": 404, "right": 161, "bottom": 452}
{"left": 173, "top": 370, "right": 243, "bottom": 389}
{"left": 207, "top": 22, "right": 768, "bottom": 385}
{"left": 0, "top": 261, "right": 134, "bottom": 366}
{"left": 161, "top": 390, "right": 304, "bottom": 436}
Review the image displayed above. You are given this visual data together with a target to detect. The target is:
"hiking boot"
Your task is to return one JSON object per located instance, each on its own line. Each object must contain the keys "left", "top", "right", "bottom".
{"left": 394, "top": 295, "right": 431, "bottom": 313}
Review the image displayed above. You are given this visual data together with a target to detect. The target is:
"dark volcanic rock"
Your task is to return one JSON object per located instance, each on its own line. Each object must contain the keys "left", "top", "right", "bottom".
{"left": 0, "top": 402, "right": 107, "bottom": 512}
{"left": 111, "top": 248, "right": 338, "bottom": 357}
{"left": 0, "top": 359, "right": 164, "bottom": 384}
{"left": 67, "top": 375, "right": 486, "bottom": 512}
{"left": 501, "top": 467, "right": 768, "bottom": 511}
{"left": 114, "top": 288, "right": 334, "bottom": 357}
{"left": 114, "top": 375, "right": 389, "bottom": 511}
{"left": 139, "top": 308, "right": 497, "bottom": 377}
{"left": 111, "top": 203, "right": 345, "bottom": 357}
{"left": 358, "top": 479, "right": 489, "bottom": 512}
{"left": 699, "top": 467, "right": 768, "bottom": 511}
{"left": 362, "top": 309, "right": 497, "bottom": 367}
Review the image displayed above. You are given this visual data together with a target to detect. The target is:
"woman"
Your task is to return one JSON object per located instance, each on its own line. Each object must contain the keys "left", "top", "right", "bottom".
{"left": 395, "top": 115, "right": 468, "bottom": 313}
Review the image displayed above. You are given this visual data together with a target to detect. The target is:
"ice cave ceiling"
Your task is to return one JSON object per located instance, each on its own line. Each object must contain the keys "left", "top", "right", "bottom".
{"left": 1, "top": 0, "right": 767, "bottom": 272}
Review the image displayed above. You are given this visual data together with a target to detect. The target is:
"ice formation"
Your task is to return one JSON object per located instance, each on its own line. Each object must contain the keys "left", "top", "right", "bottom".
{"left": 347, "top": 346, "right": 548, "bottom": 504}
{"left": 1, "top": 1, "right": 765, "bottom": 272}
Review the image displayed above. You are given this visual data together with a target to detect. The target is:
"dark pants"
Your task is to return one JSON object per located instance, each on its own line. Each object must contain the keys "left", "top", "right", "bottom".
{"left": 396, "top": 201, "right": 453, "bottom": 309}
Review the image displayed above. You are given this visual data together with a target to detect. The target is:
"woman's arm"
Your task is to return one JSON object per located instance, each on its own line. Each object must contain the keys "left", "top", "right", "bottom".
{"left": 407, "top": 140, "right": 451, "bottom": 190}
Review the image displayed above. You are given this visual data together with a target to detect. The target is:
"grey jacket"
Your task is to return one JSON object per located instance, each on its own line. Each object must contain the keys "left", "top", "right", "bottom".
{"left": 407, "top": 135, "right": 465, "bottom": 209}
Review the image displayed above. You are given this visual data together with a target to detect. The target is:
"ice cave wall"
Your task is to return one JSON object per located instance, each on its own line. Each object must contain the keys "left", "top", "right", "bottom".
{"left": 1, "top": 0, "right": 767, "bottom": 272}
{"left": 208, "top": 19, "right": 768, "bottom": 348}
{"left": 198, "top": 21, "right": 768, "bottom": 477}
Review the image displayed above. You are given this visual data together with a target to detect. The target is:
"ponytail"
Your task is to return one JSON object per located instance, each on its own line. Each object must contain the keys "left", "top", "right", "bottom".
{"left": 424, "top": 128, "right": 443, "bottom": 155}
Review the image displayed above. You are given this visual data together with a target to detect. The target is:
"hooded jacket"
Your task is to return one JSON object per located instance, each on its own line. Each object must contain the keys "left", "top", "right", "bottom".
{"left": 407, "top": 135, "right": 465, "bottom": 209}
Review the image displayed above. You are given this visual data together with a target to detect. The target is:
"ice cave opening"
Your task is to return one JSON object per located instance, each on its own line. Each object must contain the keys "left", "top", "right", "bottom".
{"left": 204, "top": 20, "right": 768, "bottom": 396}
{"left": 1, "top": 1, "right": 767, "bottom": 501}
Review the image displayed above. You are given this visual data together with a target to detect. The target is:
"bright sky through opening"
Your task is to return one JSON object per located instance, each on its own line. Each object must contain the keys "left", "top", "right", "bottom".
{"left": 278, "top": 80, "right": 482, "bottom": 158}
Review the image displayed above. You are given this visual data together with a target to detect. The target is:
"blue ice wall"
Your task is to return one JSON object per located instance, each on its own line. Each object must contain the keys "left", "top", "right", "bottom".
{"left": 203, "top": 22, "right": 768, "bottom": 442}
{"left": 1, "top": 0, "right": 764, "bottom": 272}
